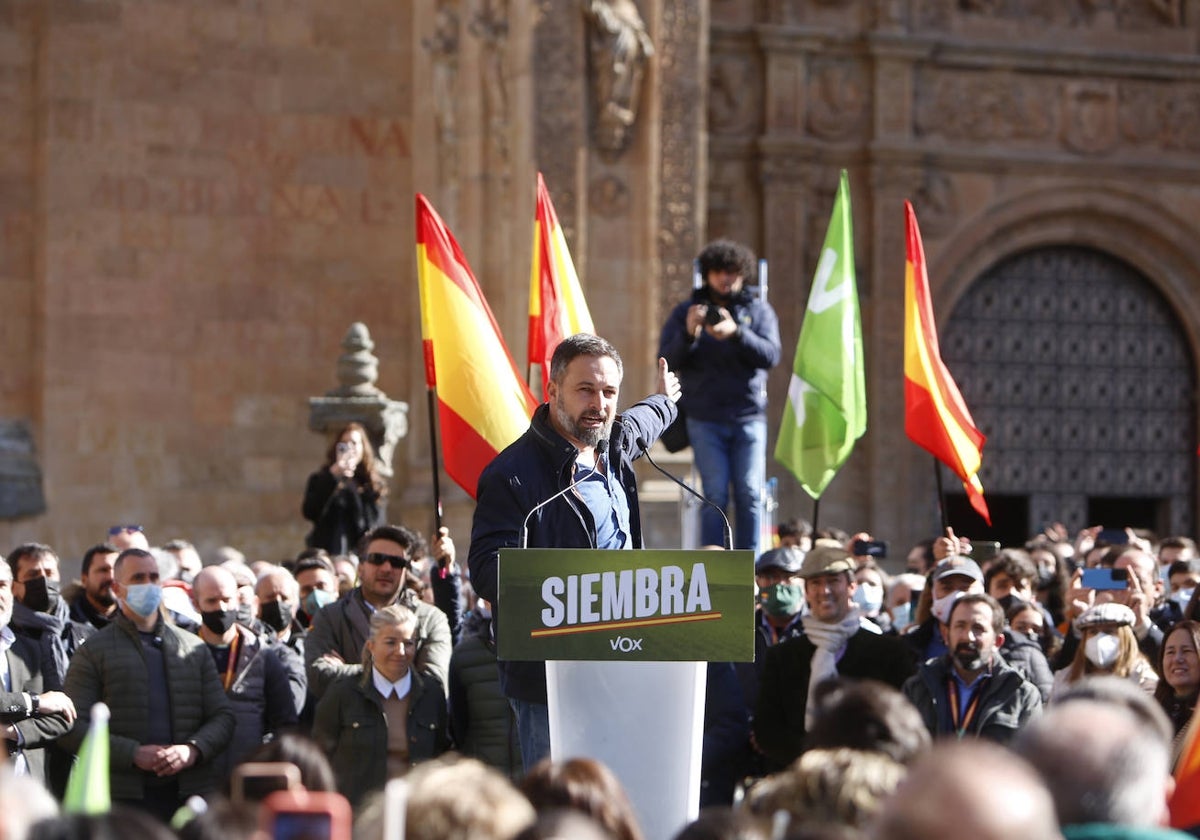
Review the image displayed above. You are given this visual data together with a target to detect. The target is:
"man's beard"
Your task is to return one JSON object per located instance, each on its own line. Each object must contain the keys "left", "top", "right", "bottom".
{"left": 92, "top": 586, "right": 115, "bottom": 607}
{"left": 953, "top": 644, "right": 986, "bottom": 673}
{"left": 554, "top": 397, "right": 613, "bottom": 448}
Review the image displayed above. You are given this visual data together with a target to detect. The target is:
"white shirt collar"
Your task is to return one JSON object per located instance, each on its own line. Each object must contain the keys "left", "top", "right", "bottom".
{"left": 0, "top": 625, "right": 14, "bottom": 652}
{"left": 372, "top": 667, "right": 412, "bottom": 700}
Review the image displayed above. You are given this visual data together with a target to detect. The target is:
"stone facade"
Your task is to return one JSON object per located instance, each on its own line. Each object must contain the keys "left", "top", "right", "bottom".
{"left": 1, "top": 0, "right": 1196, "bottom": 563}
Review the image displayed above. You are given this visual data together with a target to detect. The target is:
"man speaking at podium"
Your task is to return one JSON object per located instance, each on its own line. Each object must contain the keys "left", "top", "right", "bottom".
{"left": 468, "top": 333, "right": 682, "bottom": 769}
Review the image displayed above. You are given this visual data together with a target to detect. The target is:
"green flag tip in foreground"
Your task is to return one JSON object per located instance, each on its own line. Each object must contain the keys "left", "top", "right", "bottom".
{"left": 774, "top": 170, "right": 866, "bottom": 499}
{"left": 63, "top": 701, "right": 111, "bottom": 815}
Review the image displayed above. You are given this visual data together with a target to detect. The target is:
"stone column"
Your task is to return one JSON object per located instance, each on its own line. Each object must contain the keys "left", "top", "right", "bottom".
{"left": 308, "top": 323, "right": 408, "bottom": 480}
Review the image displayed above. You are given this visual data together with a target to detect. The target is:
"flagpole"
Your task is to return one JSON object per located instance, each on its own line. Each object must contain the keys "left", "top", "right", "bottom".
{"left": 425, "top": 387, "right": 444, "bottom": 534}
{"left": 812, "top": 496, "right": 820, "bottom": 535}
{"left": 932, "top": 457, "right": 948, "bottom": 533}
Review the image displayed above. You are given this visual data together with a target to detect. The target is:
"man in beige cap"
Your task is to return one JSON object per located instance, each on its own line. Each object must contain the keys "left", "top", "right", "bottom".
{"left": 753, "top": 544, "right": 916, "bottom": 770}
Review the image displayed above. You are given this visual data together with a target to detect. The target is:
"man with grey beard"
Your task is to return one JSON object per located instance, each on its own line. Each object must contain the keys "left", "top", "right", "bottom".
{"left": 468, "top": 333, "right": 681, "bottom": 769}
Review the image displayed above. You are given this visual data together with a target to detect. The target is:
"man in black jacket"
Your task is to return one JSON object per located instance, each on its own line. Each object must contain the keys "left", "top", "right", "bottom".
{"left": 903, "top": 593, "right": 1042, "bottom": 742}
{"left": 468, "top": 333, "right": 681, "bottom": 769}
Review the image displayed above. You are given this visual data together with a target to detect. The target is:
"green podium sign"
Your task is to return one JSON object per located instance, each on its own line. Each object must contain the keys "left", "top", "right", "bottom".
{"left": 496, "top": 548, "right": 754, "bottom": 662}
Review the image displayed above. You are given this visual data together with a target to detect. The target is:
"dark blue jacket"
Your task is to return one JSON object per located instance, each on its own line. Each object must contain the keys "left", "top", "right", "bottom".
{"left": 657, "top": 287, "right": 781, "bottom": 422}
{"left": 467, "top": 395, "right": 677, "bottom": 703}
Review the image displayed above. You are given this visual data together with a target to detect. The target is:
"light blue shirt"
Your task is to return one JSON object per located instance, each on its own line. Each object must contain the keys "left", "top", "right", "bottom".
{"left": 574, "top": 454, "right": 630, "bottom": 550}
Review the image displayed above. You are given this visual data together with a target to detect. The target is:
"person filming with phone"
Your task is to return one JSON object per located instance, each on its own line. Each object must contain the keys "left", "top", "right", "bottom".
{"left": 302, "top": 422, "right": 386, "bottom": 555}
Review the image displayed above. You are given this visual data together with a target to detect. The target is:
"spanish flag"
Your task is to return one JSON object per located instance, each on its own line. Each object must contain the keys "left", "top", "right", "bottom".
{"left": 903, "top": 201, "right": 991, "bottom": 525}
{"left": 528, "top": 173, "right": 595, "bottom": 401}
{"left": 416, "top": 194, "right": 537, "bottom": 498}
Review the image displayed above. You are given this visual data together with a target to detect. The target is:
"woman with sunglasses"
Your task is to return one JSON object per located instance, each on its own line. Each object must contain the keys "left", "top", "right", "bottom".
{"left": 302, "top": 422, "right": 387, "bottom": 554}
{"left": 313, "top": 603, "right": 450, "bottom": 806}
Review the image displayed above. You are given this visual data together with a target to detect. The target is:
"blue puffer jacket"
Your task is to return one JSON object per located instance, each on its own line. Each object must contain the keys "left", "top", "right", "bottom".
{"left": 657, "top": 287, "right": 781, "bottom": 422}
{"left": 467, "top": 395, "right": 676, "bottom": 703}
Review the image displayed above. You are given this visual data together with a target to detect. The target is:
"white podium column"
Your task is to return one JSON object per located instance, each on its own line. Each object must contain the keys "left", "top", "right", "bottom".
{"left": 546, "top": 660, "right": 707, "bottom": 840}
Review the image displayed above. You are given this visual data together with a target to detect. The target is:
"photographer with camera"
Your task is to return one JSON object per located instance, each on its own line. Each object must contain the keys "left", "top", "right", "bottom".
{"left": 302, "top": 422, "right": 386, "bottom": 555}
{"left": 657, "top": 239, "right": 780, "bottom": 555}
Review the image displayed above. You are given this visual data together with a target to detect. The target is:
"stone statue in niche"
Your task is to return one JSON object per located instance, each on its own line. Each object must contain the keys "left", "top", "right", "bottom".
{"left": 584, "top": 0, "right": 655, "bottom": 158}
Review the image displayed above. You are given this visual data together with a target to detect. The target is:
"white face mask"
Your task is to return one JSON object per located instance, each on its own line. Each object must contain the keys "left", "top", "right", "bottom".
{"left": 932, "top": 591, "right": 964, "bottom": 625}
{"left": 1172, "top": 588, "right": 1195, "bottom": 613}
{"left": 1084, "top": 632, "right": 1121, "bottom": 670}
{"left": 853, "top": 583, "right": 884, "bottom": 614}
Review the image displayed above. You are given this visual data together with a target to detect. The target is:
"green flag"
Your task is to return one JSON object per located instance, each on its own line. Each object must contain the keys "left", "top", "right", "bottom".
{"left": 63, "top": 702, "right": 111, "bottom": 815}
{"left": 774, "top": 170, "right": 866, "bottom": 499}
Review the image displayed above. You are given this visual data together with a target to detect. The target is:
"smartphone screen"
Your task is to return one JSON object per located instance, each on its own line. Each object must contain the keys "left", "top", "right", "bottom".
{"left": 1081, "top": 567, "right": 1128, "bottom": 591}
{"left": 273, "top": 812, "right": 332, "bottom": 840}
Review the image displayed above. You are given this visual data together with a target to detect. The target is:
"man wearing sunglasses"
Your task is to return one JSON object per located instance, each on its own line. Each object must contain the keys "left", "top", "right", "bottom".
{"left": 304, "top": 524, "right": 454, "bottom": 699}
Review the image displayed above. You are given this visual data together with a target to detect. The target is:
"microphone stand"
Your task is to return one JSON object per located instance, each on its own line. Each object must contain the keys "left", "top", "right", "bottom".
{"left": 636, "top": 437, "right": 733, "bottom": 551}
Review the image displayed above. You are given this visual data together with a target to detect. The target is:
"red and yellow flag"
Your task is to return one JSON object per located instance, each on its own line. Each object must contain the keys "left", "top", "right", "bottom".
{"left": 1172, "top": 708, "right": 1200, "bottom": 829}
{"left": 416, "top": 194, "right": 537, "bottom": 498}
{"left": 528, "top": 173, "right": 595, "bottom": 401}
{"left": 903, "top": 201, "right": 991, "bottom": 525}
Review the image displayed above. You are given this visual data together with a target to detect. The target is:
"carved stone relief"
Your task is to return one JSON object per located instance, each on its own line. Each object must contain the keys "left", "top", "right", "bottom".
{"left": 422, "top": 3, "right": 460, "bottom": 193}
{"left": 1061, "top": 82, "right": 1119, "bottom": 156}
{"left": 584, "top": 0, "right": 655, "bottom": 160}
{"left": 1119, "top": 82, "right": 1200, "bottom": 153}
{"left": 920, "top": 0, "right": 1184, "bottom": 28}
{"left": 709, "top": 53, "right": 761, "bottom": 137}
{"left": 914, "top": 69, "right": 1054, "bottom": 143}
{"left": 658, "top": 0, "right": 705, "bottom": 301}
{"left": 806, "top": 58, "right": 868, "bottom": 141}
{"left": 469, "top": 0, "right": 511, "bottom": 170}
{"left": 534, "top": 0, "right": 585, "bottom": 244}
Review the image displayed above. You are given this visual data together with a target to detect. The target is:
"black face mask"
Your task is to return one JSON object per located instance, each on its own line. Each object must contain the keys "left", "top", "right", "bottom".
{"left": 22, "top": 576, "right": 61, "bottom": 615}
{"left": 201, "top": 608, "right": 238, "bottom": 636}
{"left": 235, "top": 603, "right": 255, "bottom": 626}
{"left": 259, "top": 600, "right": 293, "bottom": 633}
{"left": 997, "top": 594, "right": 1017, "bottom": 614}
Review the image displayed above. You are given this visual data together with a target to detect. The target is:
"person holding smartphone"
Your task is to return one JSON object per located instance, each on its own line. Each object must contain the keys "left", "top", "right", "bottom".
{"left": 302, "top": 423, "right": 387, "bottom": 555}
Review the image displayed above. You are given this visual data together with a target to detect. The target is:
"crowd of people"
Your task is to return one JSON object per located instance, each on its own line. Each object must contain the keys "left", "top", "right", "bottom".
{"left": 1, "top": 242, "right": 1197, "bottom": 838}
{"left": 0, "top": 502, "right": 1198, "bottom": 840}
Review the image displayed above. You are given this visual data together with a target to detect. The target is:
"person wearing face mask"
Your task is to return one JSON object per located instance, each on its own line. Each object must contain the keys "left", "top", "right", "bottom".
{"left": 1052, "top": 602, "right": 1158, "bottom": 700}
{"left": 294, "top": 553, "right": 340, "bottom": 627}
{"left": 6, "top": 543, "right": 98, "bottom": 798}
{"left": 255, "top": 566, "right": 310, "bottom": 726}
{"left": 754, "top": 546, "right": 916, "bottom": 770}
{"left": 903, "top": 555, "right": 986, "bottom": 663}
{"left": 60, "top": 548, "right": 235, "bottom": 823}
{"left": 191, "top": 566, "right": 297, "bottom": 778}
{"left": 6, "top": 544, "right": 95, "bottom": 685}
{"left": 854, "top": 564, "right": 890, "bottom": 633}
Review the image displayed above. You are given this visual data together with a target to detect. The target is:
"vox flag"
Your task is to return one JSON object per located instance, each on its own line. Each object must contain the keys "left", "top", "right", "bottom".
{"left": 528, "top": 173, "right": 595, "bottom": 401}
{"left": 903, "top": 201, "right": 991, "bottom": 524}
{"left": 416, "top": 194, "right": 538, "bottom": 498}
{"left": 775, "top": 170, "right": 866, "bottom": 499}
{"left": 63, "top": 702, "right": 111, "bottom": 815}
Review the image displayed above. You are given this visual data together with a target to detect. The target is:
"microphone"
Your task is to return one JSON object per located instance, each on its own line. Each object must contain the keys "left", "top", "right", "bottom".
{"left": 635, "top": 436, "right": 733, "bottom": 551}
{"left": 519, "top": 463, "right": 599, "bottom": 548}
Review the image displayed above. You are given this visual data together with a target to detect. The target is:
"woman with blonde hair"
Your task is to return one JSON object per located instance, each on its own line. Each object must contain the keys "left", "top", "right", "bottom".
{"left": 302, "top": 421, "right": 387, "bottom": 554}
{"left": 1051, "top": 602, "right": 1158, "bottom": 698}
{"left": 312, "top": 603, "right": 449, "bottom": 806}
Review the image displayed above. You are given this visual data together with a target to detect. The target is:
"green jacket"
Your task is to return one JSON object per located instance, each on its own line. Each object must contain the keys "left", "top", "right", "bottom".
{"left": 61, "top": 613, "right": 235, "bottom": 800}
{"left": 313, "top": 668, "right": 450, "bottom": 807}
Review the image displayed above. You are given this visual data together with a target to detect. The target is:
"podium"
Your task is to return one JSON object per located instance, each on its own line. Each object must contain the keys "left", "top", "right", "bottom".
{"left": 499, "top": 548, "right": 754, "bottom": 840}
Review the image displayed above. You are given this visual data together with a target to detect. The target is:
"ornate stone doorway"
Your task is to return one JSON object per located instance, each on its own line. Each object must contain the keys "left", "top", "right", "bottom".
{"left": 939, "top": 246, "right": 1196, "bottom": 544}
